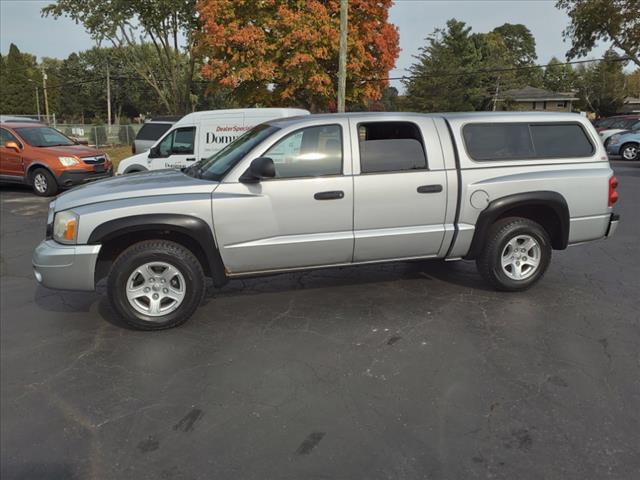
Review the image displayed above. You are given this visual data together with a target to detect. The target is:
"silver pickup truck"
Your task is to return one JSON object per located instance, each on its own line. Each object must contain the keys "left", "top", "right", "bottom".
{"left": 33, "top": 112, "right": 620, "bottom": 330}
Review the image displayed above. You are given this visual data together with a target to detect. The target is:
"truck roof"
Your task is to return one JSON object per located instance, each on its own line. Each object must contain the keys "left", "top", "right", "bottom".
{"left": 265, "top": 111, "right": 589, "bottom": 128}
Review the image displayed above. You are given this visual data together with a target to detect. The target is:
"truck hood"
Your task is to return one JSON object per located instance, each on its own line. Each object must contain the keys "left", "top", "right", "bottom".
{"left": 54, "top": 169, "right": 217, "bottom": 211}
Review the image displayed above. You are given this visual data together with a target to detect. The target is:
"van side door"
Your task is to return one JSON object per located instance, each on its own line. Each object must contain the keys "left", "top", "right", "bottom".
{"left": 350, "top": 118, "right": 448, "bottom": 262}
{"left": 211, "top": 121, "right": 354, "bottom": 274}
{"left": 151, "top": 126, "right": 197, "bottom": 170}
{"left": 199, "top": 115, "right": 244, "bottom": 161}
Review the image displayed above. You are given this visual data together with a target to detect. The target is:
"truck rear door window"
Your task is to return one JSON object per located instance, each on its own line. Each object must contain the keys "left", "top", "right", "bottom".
{"left": 358, "top": 121, "right": 427, "bottom": 173}
{"left": 463, "top": 123, "right": 594, "bottom": 161}
{"left": 529, "top": 124, "right": 594, "bottom": 157}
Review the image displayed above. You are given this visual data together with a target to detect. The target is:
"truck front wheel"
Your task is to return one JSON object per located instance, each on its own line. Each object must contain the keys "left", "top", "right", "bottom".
{"left": 107, "top": 240, "right": 205, "bottom": 330}
{"left": 476, "top": 217, "right": 552, "bottom": 291}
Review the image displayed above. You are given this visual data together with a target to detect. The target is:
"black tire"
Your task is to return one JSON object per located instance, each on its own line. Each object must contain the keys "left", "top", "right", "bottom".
{"left": 620, "top": 142, "right": 639, "bottom": 161}
{"left": 476, "top": 217, "right": 552, "bottom": 292}
{"left": 107, "top": 240, "right": 205, "bottom": 330}
{"left": 30, "top": 168, "right": 58, "bottom": 196}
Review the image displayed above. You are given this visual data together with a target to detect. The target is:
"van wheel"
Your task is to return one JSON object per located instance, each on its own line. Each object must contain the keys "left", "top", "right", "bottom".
{"left": 476, "top": 217, "right": 551, "bottom": 291}
{"left": 107, "top": 240, "right": 205, "bottom": 330}
{"left": 30, "top": 168, "right": 58, "bottom": 196}
{"left": 620, "top": 143, "right": 638, "bottom": 160}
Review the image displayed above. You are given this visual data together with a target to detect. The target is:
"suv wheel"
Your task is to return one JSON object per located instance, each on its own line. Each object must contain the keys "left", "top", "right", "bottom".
{"left": 476, "top": 217, "right": 552, "bottom": 291}
{"left": 621, "top": 143, "right": 638, "bottom": 160}
{"left": 107, "top": 240, "right": 205, "bottom": 330}
{"left": 30, "top": 168, "right": 58, "bottom": 196}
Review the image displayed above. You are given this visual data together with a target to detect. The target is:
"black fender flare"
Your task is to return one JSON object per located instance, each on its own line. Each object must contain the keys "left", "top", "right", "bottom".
{"left": 465, "top": 191, "right": 570, "bottom": 259}
{"left": 26, "top": 162, "right": 57, "bottom": 182}
{"left": 88, "top": 214, "right": 228, "bottom": 287}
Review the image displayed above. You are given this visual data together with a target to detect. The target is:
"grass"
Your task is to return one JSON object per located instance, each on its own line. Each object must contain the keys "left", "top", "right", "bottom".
{"left": 104, "top": 145, "right": 133, "bottom": 170}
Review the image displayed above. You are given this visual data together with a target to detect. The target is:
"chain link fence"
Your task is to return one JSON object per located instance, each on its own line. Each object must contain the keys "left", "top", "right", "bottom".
{"left": 57, "top": 124, "right": 142, "bottom": 147}
{"left": 2, "top": 114, "right": 142, "bottom": 147}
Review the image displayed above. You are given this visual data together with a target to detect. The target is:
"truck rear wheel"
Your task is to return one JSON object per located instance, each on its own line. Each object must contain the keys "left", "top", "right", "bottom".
{"left": 476, "top": 217, "right": 551, "bottom": 291}
{"left": 107, "top": 240, "right": 205, "bottom": 330}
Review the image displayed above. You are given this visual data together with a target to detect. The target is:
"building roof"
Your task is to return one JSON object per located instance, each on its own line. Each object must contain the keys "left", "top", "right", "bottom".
{"left": 498, "top": 86, "right": 578, "bottom": 102}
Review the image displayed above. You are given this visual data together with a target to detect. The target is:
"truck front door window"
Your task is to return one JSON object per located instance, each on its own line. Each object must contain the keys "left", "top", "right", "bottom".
{"left": 264, "top": 125, "right": 342, "bottom": 179}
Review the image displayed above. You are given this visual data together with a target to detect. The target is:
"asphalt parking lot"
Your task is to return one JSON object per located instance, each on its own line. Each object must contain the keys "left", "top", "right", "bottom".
{"left": 1, "top": 161, "right": 639, "bottom": 480}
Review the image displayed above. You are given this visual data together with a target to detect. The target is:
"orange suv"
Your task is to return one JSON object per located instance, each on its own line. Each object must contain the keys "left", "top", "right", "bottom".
{"left": 0, "top": 122, "right": 113, "bottom": 196}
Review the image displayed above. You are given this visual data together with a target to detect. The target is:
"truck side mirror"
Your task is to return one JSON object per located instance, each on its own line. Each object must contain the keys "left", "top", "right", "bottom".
{"left": 239, "top": 157, "right": 276, "bottom": 184}
{"left": 3, "top": 141, "right": 21, "bottom": 153}
{"left": 148, "top": 145, "right": 160, "bottom": 158}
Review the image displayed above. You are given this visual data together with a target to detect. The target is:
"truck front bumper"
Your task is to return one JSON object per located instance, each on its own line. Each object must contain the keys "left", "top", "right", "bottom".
{"left": 32, "top": 240, "right": 101, "bottom": 291}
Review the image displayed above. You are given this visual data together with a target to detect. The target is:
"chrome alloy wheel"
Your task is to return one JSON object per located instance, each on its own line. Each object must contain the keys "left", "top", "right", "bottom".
{"left": 500, "top": 235, "right": 541, "bottom": 281}
{"left": 622, "top": 144, "right": 638, "bottom": 160}
{"left": 33, "top": 173, "right": 48, "bottom": 193}
{"left": 126, "top": 262, "right": 186, "bottom": 317}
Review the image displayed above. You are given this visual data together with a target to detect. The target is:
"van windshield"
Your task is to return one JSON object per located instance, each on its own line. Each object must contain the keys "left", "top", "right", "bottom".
{"left": 196, "top": 124, "right": 280, "bottom": 181}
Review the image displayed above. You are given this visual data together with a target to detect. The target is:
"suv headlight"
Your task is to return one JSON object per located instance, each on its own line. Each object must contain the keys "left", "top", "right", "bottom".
{"left": 53, "top": 210, "right": 79, "bottom": 244}
{"left": 58, "top": 156, "right": 80, "bottom": 167}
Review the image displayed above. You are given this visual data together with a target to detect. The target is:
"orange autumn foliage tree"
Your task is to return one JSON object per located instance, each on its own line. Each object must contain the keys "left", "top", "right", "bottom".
{"left": 197, "top": 0, "right": 399, "bottom": 111}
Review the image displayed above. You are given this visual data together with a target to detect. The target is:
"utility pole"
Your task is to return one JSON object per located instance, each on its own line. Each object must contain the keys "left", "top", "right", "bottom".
{"left": 492, "top": 75, "right": 500, "bottom": 111}
{"left": 35, "top": 85, "right": 40, "bottom": 119}
{"left": 337, "top": 0, "right": 348, "bottom": 113}
{"left": 41, "top": 66, "right": 50, "bottom": 121}
{"left": 106, "top": 62, "right": 112, "bottom": 130}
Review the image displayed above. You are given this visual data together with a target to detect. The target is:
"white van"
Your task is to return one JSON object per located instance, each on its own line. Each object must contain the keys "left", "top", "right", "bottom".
{"left": 116, "top": 108, "right": 309, "bottom": 174}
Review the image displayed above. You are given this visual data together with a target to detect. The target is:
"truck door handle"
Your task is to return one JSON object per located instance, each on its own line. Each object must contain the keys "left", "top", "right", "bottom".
{"left": 186, "top": 157, "right": 196, "bottom": 162}
{"left": 314, "top": 190, "right": 344, "bottom": 200}
{"left": 417, "top": 184, "right": 443, "bottom": 194}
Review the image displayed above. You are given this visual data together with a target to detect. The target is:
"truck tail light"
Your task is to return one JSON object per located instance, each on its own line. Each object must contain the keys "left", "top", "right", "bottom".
{"left": 608, "top": 175, "right": 619, "bottom": 207}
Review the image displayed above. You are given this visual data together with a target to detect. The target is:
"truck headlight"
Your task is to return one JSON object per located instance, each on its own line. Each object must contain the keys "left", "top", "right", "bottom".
{"left": 58, "top": 156, "right": 80, "bottom": 167}
{"left": 53, "top": 210, "right": 79, "bottom": 244}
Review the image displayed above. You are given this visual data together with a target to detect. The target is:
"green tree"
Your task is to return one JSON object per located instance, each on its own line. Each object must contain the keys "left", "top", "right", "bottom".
{"left": 543, "top": 57, "right": 576, "bottom": 92}
{"left": 557, "top": 0, "right": 640, "bottom": 68}
{"left": 575, "top": 50, "right": 627, "bottom": 115}
{"left": 405, "top": 20, "right": 484, "bottom": 112}
{"left": 624, "top": 70, "right": 640, "bottom": 98}
{"left": 43, "top": 0, "right": 203, "bottom": 114}
{"left": 492, "top": 23, "right": 543, "bottom": 86}
{"left": 0, "top": 44, "right": 38, "bottom": 114}
{"left": 404, "top": 20, "right": 540, "bottom": 112}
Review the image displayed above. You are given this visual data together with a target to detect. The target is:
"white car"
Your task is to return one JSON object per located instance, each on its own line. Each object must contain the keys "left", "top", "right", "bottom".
{"left": 599, "top": 117, "right": 640, "bottom": 145}
{"left": 117, "top": 108, "right": 309, "bottom": 174}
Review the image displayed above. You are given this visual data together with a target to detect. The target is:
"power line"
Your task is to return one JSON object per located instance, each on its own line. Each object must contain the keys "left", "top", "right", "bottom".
{"left": 364, "top": 56, "right": 633, "bottom": 83}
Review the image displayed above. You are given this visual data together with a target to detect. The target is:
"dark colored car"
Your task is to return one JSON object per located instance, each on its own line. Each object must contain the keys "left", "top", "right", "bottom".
{"left": 131, "top": 117, "right": 181, "bottom": 155}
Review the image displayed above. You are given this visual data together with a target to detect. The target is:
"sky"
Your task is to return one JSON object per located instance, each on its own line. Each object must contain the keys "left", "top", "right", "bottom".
{"left": 0, "top": 0, "right": 627, "bottom": 91}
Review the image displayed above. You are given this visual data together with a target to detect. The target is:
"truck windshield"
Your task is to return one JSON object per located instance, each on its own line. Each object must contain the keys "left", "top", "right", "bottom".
{"left": 197, "top": 124, "right": 280, "bottom": 181}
